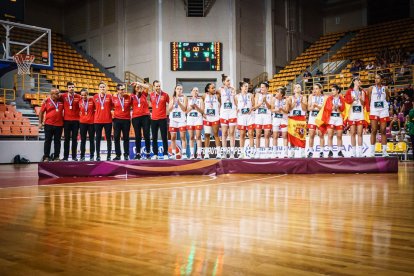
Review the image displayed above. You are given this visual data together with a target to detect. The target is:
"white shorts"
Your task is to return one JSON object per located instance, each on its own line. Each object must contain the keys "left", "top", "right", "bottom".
{"left": 272, "top": 116, "right": 288, "bottom": 132}
{"left": 328, "top": 113, "right": 343, "bottom": 126}
{"left": 254, "top": 114, "right": 272, "bottom": 129}
{"left": 348, "top": 105, "right": 364, "bottom": 121}
{"left": 308, "top": 111, "right": 319, "bottom": 125}
{"left": 169, "top": 120, "right": 186, "bottom": 132}
{"left": 220, "top": 109, "right": 237, "bottom": 126}
{"left": 369, "top": 108, "right": 389, "bottom": 120}
{"left": 237, "top": 114, "right": 254, "bottom": 128}
{"left": 187, "top": 114, "right": 203, "bottom": 127}
{"left": 391, "top": 130, "right": 399, "bottom": 136}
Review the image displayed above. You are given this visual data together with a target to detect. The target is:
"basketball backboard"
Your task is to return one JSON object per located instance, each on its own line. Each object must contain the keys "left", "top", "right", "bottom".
{"left": 0, "top": 19, "right": 52, "bottom": 70}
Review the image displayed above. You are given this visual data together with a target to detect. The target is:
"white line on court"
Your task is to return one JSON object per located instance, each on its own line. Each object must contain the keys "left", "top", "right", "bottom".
{"left": 0, "top": 174, "right": 287, "bottom": 200}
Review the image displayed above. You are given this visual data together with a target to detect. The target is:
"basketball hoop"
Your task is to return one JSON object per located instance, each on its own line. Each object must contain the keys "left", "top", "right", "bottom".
{"left": 13, "top": 54, "right": 35, "bottom": 75}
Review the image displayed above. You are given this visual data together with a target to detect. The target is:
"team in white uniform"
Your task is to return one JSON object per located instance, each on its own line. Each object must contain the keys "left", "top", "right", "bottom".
{"left": 164, "top": 72, "right": 390, "bottom": 160}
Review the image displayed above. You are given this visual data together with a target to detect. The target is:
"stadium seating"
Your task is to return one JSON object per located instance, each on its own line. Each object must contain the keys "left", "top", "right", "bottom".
{"left": 0, "top": 105, "right": 38, "bottom": 138}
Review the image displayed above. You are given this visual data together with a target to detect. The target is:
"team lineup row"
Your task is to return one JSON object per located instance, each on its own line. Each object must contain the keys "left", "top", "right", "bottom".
{"left": 38, "top": 73, "right": 391, "bottom": 161}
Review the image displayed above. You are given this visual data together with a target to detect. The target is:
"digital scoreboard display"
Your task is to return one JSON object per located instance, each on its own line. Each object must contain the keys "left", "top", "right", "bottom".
{"left": 171, "top": 42, "right": 222, "bottom": 71}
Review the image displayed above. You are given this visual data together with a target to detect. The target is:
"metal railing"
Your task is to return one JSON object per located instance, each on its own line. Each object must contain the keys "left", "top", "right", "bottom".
{"left": 14, "top": 72, "right": 51, "bottom": 105}
{"left": 283, "top": 64, "right": 414, "bottom": 96}
{"left": 0, "top": 88, "right": 16, "bottom": 105}
{"left": 250, "top": 72, "right": 268, "bottom": 89}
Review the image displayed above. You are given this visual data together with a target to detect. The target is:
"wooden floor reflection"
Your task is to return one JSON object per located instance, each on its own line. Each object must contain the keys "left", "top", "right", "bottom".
{"left": 0, "top": 163, "right": 413, "bottom": 275}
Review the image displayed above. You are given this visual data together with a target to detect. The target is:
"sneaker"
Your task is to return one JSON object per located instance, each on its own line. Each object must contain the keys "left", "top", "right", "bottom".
{"left": 106, "top": 156, "right": 111, "bottom": 161}
{"left": 300, "top": 150, "right": 306, "bottom": 158}
{"left": 72, "top": 158, "right": 79, "bottom": 162}
{"left": 216, "top": 153, "right": 222, "bottom": 159}
{"left": 307, "top": 152, "right": 313, "bottom": 158}
{"left": 169, "top": 154, "right": 176, "bottom": 160}
{"left": 43, "top": 157, "right": 50, "bottom": 162}
{"left": 80, "top": 157, "right": 85, "bottom": 161}
{"left": 124, "top": 154, "right": 129, "bottom": 161}
{"left": 89, "top": 156, "right": 94, "bottom": 161}
{"left": 113, "top": 156, "right": 121, "bottom": 161}
{"left": 239, "top": 152, "right": 245, "bottom": 159}
{"left": 204, "top": 153, "right": 210, "bottom": 159}
{"left": 319, "top": 152, "right": 324, "bottom": 158}
{"left": 134, "top": 154, "right": 141, "bottom": 160}
{"left": 96, "top": 156, "right": 101, "bottom": 161}
{"left": 62, "top": 157, "right": 68, "bottom": 161}
{"left": 181, "top": 155, "right": 187, "bottom": 160}
{"left": 355, "top": 151, "right": 360, "bottom": 158}
{"left": 328, "top": 151, "right": 333, "bottom": 158}
{"left": 163, "top": 155, "right": 169, "bottom": 160}
{"left": 52, "top": 158, "right": 62, "bottom": 162}
{"left": 141, "top": 155, "right": 147, "bottom": 160}
{"left": 229, "top": 153, "right": 235, "bottom": 159}
{"left": 289, "top": 151, "right": 295, "bottom": 158}
{"left": 190, "top": 154, "right": 195, "bottom": 160}
{"left": 338, "top": 151, "right": 344, "bottom": 157}
{"left": 151, "top": 155, "right": 158, "bottom": 160}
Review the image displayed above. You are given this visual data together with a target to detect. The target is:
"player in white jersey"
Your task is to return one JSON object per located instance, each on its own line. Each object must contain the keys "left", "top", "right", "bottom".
{"left": 203, "top": 83, "right": 221, "bottom": 159}
{"left": 344, "top": 77, "right": 367, "bottom": 157}
{"left": 307, "top": 83, "right": 326, "bottom": 158}
{"left": 219, "top": 74, "right": 237, "bottom": 158}
{"left": 186, "top": 87, "right": 204, "bottom": 159}
{"left": 252, "top": 82, "right": 272, "bottom": 158}
{"left": 367, "top": 73, "right": 390, "bottom": 157}
{"left": 271, "top": 87, "right": 289, "bottom": 158}
{"left": 326, "top": 84, "right": 345, "bottom": 158}
{"left": 235, "top": 81, "right": 254, "bottom": 159}
{"left": 168, "top": 84, "right": 187, "bottom": 159}
{"left": 287, "top": 84, "right": 308, "bottom": 158}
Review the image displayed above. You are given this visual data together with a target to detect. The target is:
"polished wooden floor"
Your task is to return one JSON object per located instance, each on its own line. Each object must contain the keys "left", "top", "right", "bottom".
{"left": 0, "top": 163, "right": 413, "bottom": 275}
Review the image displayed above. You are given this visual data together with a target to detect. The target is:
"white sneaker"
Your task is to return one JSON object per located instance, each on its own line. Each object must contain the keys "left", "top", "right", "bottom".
{"left": 169, "top": 154, "right": 176, "bottom": 160}
{"left": 229, "top": 153, "right": 235, "bottom": 159}
{"left": 151, "top": 155, "right": 158, "bottom": 160}
{"left": 181, "top": 155, "right": 187, "bottom": 160}
{"left": 163, "top": 155, "right": 169, "bottom": 160}
{"left": 216, "top": 152, "right": 222, "bottom": 159}
{"left": 239, "top": 152, "right": 245, "bottom": 159}
{"left": 190, "top": 154, "right": 195, "bottom": 160}
{"left": 289, "top": 151, "right": 295, "bottom": 158}
{"left": 204, "top": 153, "right": 210, "bottom": 159}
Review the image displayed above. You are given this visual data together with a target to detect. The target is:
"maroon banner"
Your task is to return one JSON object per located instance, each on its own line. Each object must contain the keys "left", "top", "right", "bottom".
{"left": 38, "top": 157, "right": 398, "bottom": 178}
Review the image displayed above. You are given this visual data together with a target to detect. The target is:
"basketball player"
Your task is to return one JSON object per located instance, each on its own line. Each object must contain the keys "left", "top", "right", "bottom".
{"left": 235, "top": 81, "right": 254, "bottom": 159}
{"left": 168, "top": 84, "right": 187, "bottom": 160}
{"left": 366, "top": 73, "right": 390, "bottom": 157}
{"left": 203, "top": 83, "right": 222, "bottom": 159}
{"left": 252, "top": 82, "right": 272, "bottom": 158}
{"left": 271, "top": 87, "right": 289, "bottom": 158}
{"left": 187, "top": 87, "right": 204, "bottom": 159}
{"left": 344, "top": 77, "right": 366, "bottom": 157}
{"left": 219, "top": 74, "right": 237, "bottom": 158}
{"left": 326, "top": 84, "right": 345, "bottom": 158}
{"left": 287, "top": 84, "right": 307, "bottom": 158}
{"left": 307, "top": 83, "right": 326, "bottom": 158}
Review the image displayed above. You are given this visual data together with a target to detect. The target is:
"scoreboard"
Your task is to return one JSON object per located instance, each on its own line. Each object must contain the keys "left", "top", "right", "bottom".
{"left": 171, "top": 42, "right": 222, "bottom": 71}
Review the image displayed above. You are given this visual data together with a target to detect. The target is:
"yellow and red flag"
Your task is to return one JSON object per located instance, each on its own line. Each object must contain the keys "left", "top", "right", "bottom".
{"left": 288, "top": 115, "right": 307, "bottom": 148}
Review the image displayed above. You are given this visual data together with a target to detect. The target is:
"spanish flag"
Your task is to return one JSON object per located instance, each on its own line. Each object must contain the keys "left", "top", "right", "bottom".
{"left": 315, "top": 95, "right": 346, "bottom": 134}
{"left": 288, "top": 115, "right": 307, "bottom": 148}
{"left": 343, "top": 88, "right": 370, "bottom": 126}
